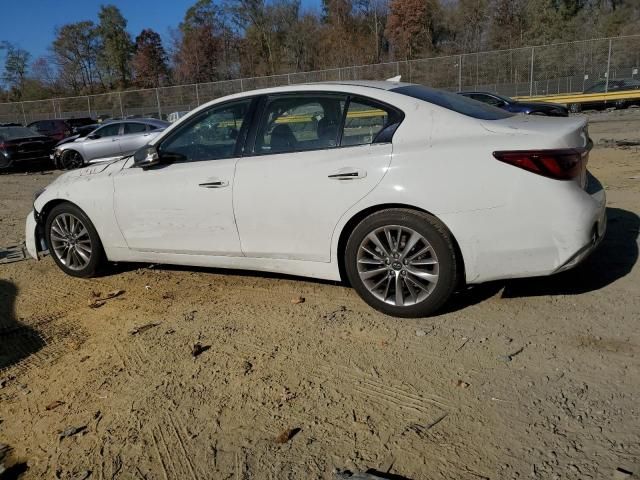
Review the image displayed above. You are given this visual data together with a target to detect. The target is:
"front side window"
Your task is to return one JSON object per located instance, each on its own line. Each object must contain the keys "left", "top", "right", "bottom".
{"left": 159, "top": 99, "right": 250, "bottom": 162}
{"left": 123, "top": 122, "right": 148, "bottom": 134}
{"left": 255, "top": 95, "right": 346, "bottom": 154}
{"left": 94, "top": 123, "right": 121, "bottom": 138}
{"left": 341, "top": 99, "right": 396, "bottom": 146}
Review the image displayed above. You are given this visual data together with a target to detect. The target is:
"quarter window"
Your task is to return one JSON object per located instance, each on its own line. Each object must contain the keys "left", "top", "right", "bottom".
{"left": 159, "top": 99, "right": 251, "bottom": 162}
{"left": 255, "top": 95, "right": 346, "bottom": 154}
{"left": 341, "top": 99, "right": 396, "bottom": 146}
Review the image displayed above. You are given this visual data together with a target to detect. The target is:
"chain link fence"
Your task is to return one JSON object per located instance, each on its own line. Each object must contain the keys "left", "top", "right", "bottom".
{"left": 1, "top": 34, "right": 639, "bottom": 125}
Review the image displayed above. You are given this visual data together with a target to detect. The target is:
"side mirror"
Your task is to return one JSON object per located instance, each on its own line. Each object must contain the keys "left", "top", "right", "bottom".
{"left": 133, "top": 145, "right": 161, "bottom": 169}
{"left": 87, "top": 133, "right": 100, "bottom": 140}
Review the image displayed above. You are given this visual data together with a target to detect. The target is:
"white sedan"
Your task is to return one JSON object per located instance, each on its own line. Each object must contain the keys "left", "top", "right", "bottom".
{"left": 26, "top": 81, "right": 606, "bottom": 317}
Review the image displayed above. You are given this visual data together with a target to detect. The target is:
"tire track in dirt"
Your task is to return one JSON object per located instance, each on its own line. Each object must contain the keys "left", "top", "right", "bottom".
{"left": 314, "top": 363, "right": 450, "bottom": 423}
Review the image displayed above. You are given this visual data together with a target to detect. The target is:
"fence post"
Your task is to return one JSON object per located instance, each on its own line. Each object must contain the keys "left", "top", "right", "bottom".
{"left": 529, "top": 47, "right": 535, "bottom": 97}
{"left": 156, "top": 88, "right": 162, "bottom": 118}
{"left": 195, "top": 84, "right": 200, "bottom": 106}
{"left": 118, "top": 92, "right": 124, "bottom": 118}
{"left": 20, "top": 102, "right": 26, "bottom": 125}
{"left": 458, "top": 55, "right": 463, "bottom": 92}
{"left": 287, "top": 73, "right": 291, "bottom": 85}
{"left": 605, "top": 38, "right": 612, "bottom": 93}
{"left": 239, "top": 78, "right": 243, "bottom": 92}
{"left": 87, "top": 96, "right": 91, "bottom": 118}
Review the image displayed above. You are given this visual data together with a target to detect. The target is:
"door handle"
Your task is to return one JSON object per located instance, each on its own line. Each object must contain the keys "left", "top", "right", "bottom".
{"left": 328, "top": 168, "right": 367, "bottom": 180}
{"left": 199, "top": 180, "right": 229, "bottom": 188}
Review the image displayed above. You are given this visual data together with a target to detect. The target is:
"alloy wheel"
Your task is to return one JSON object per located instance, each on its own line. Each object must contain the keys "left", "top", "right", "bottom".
{"left": 356, "top": 225, "right": 439, "bottom": 306}
{"left": 49, "top": 213, "right": 93, "bottom": 271}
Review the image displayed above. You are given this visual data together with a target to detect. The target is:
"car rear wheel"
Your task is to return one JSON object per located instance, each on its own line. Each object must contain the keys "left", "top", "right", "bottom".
{"left": 345, "top": 209, "right": 459, "bottom": 318}
{"left": 45, "top": 203, "right": 104, "bottom": 277}
{"left": 569, "top": 103, "right": 582, "bottom": 114}
{"left": 60, "top": 150, "right": 84, "bottom": 170}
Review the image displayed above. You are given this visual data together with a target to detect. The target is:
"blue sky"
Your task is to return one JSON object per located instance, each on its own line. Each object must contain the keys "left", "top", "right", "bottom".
{"left": 2, "top": 0, "right": 320, "bottom": 60}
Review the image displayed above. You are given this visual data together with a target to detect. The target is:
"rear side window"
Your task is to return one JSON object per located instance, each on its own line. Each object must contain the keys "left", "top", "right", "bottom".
{"left": 255, "top": 95, "right": 346, "bottom": 154}
{"left": 342, "top": 98, "right": 399, "bottom": 146}
{"left": 392, "top": 85, "right": 513, "bottom": 120}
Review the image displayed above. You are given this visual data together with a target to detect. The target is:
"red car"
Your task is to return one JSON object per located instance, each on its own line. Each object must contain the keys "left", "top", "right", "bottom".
{"left": 27, "top": 119, "right": 72, "bottom": 142}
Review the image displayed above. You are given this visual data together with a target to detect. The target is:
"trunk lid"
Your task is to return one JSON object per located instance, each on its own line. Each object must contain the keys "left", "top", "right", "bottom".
{"left": 482, "top": 115, "right": 591, "bottom": 187}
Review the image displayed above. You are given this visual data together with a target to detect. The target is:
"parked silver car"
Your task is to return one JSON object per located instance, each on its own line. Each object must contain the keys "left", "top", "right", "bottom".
{"left": 52, "top": 119, "right": 169, "bottom": 169}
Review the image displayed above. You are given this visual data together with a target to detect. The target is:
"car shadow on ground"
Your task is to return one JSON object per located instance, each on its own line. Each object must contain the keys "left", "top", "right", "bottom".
{"left": 443, "top": 207, "right": 639, "bottom": 312}
{"left": 0, "top": 280, "right": 46, "bottom": 371}
{"left": 111, "top": 207, "right": 637, "bottom": 315}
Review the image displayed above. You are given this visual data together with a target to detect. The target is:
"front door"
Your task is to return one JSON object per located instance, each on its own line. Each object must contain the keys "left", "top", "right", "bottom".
{"left": 113, "top": 99, "right": 253, "bottom": 256}
{"left": 83, "top": 122, "right": 122, "bottom": 161}
{"left": 233, "top": 94, "right": 397, "bottom": 262}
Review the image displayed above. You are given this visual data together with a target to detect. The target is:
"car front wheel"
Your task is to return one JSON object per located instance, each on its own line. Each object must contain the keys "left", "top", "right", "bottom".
{"left": 45, "top": 203, "right": 104, "bottom": 277}
{"left": 60, "top": 150, "right": 84, "bottom": 170}
{"left": 345, "top": 209, "right": 459, "bottom": 318}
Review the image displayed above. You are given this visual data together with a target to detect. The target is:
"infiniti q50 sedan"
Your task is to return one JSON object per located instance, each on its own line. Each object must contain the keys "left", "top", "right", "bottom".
{"left": 26, "top": 81, "right": 606, "bottom": 317}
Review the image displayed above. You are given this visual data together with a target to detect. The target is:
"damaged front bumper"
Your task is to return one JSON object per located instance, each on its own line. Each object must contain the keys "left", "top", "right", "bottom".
{"left": 25, "top": 210, "right": 47, "bottom": 260}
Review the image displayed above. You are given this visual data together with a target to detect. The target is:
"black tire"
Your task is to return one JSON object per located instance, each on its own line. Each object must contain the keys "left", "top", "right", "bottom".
{"left": 529, "top": 111, "right": 547, "bottom": 116}
{"left": 60, "top": 150, "right": 84, "bottom": 170}
{"left": 569, "top": 103, "right": 582, "bottom": 114}
{"left": 45, "top": 202, "right": 105, "bottom": 277}
{"left": 344, "top": 209, "right": 459, "bottom": 318}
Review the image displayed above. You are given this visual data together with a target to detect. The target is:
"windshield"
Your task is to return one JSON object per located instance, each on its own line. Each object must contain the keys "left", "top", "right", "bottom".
{"left": 0, "top": 127, "right": 42, "bottom": 141}
{"left": 392, "top": 85, "right": 514, "bottom": 120}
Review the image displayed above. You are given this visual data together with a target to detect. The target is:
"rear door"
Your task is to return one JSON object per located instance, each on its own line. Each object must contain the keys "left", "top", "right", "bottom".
{"left": 233, "top": 93, "right": 399, "bottom": 262}
{"left": 82, "top": 123, "right": 122, "bottom": 161}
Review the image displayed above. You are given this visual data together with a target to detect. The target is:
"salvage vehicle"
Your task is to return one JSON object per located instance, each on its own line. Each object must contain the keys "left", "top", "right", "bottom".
{"left": 26, "top": 81, "right": 606, "bottom": 317}
{"left": 458, "top": 91, "right": 569, "bottom": 116}
{"left": 568, "top": 78, "right": 640, "bottom": 113}
{"left": 0, "top": 126, "right": 57, "bottom": 169}
{"left": 51, "top": 119, "right": 169, "bottom": 169}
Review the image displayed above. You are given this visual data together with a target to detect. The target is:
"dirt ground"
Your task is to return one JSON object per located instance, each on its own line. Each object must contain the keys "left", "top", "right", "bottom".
{"left": 1, "top": 110, "right": 639, "bottom": 479}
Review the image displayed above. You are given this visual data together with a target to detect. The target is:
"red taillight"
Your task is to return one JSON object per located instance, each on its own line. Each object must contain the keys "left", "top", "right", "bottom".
{"left": 493, "top": 148, "right": 588, "bottom": 180}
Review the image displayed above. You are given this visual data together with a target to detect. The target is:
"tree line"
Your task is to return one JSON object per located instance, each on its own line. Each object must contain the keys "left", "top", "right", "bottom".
{"left": 1, "top": 0, "right": 638, "bottom": 102}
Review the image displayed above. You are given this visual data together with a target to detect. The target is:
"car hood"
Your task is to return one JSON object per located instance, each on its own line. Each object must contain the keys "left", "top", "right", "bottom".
{"left": 50, "top": 157, "right": 128, "bottom": 185}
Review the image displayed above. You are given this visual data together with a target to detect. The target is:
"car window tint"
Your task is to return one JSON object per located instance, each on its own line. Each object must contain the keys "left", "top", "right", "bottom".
{"left": 255, "top": 95, "right": 345, "bottom": 154}
{"left": 123, "top": 123, "right": 147, "bottom": 134}
{"left": 392, "top": 85, "right": 513, "bottom": 120}
{"left": 159, "top": 99, "right": 250, "bottom": 162}
{"left": 95, "top": 123, "right": 121, "bottom": 137}
{"left": 341, "top": 99, "right": 392, "bottom": 146}
{"left": 477, "top": 95, "right": 503, "bottom": 107}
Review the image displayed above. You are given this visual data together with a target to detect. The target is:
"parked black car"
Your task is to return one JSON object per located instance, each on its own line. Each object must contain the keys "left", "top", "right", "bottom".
{"left": 458, "top": 91, "right": 569, "bottom": 116}
{"left": 569, "top": 78, "right": 640, "bottom": 112}
{"left": 0, "top": 126, "right": 57, "bottom": 169}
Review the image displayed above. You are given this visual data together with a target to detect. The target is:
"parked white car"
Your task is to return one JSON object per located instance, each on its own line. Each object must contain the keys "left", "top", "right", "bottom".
{"left": 51, "top": 119, "right": 169, "bottom": 169}
{"left": 26, "top": 81, "right": 606, "bottom": 317}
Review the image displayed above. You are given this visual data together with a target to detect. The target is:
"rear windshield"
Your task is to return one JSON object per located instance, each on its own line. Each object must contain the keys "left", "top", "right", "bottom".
{"left": 0, "top": 127, "right": 42, "bottom": 140}
{"left": 392, "top": 85, "right": 514, "bottom": 120}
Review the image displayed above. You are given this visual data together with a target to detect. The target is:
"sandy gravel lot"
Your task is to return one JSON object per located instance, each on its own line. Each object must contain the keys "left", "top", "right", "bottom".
{"left": 1, "top": 110, "right": 639, "bottom": 479}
